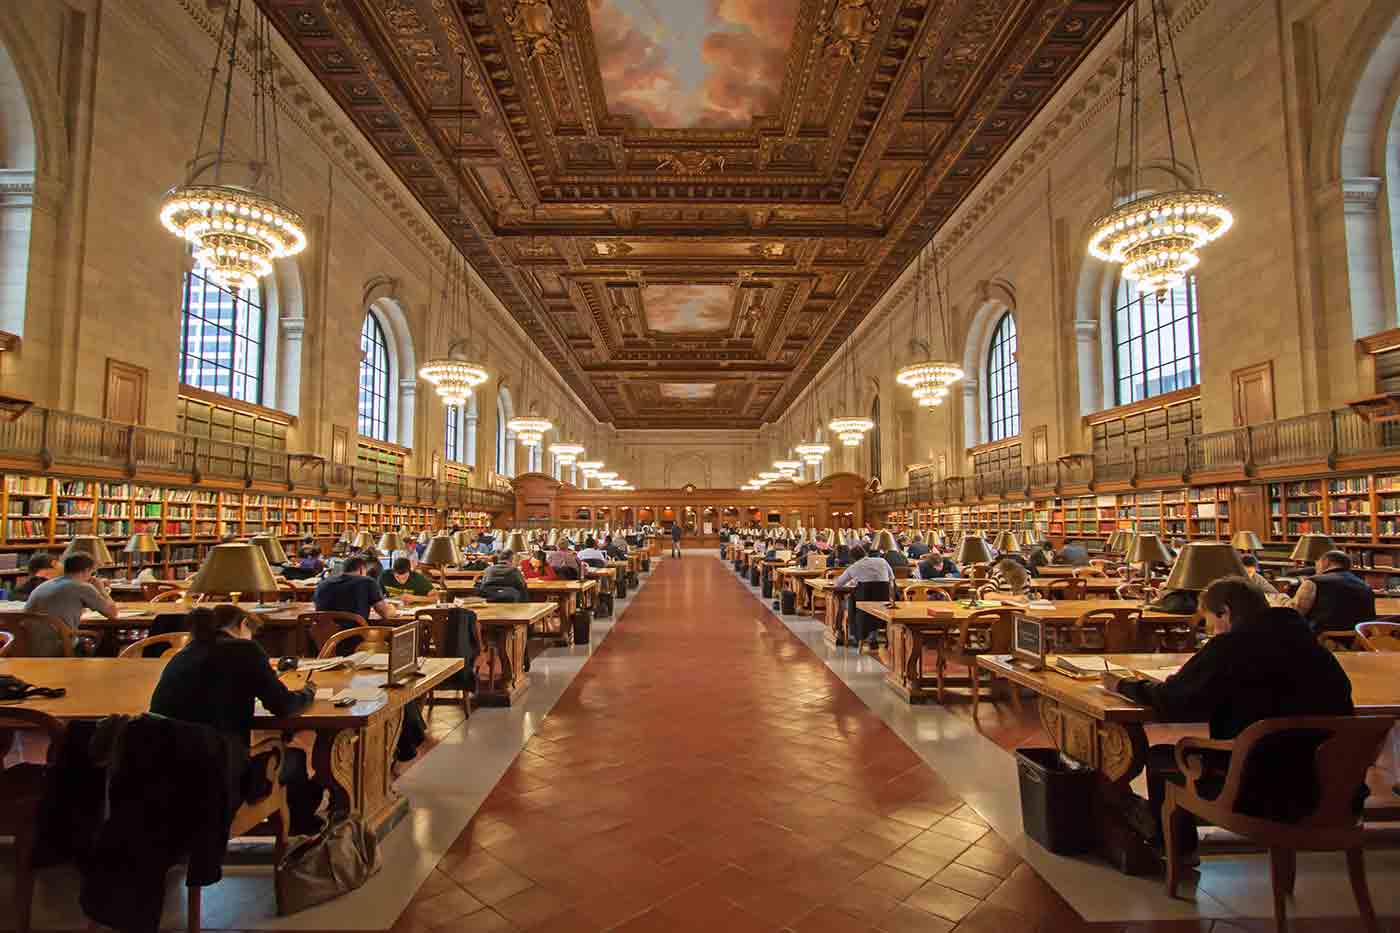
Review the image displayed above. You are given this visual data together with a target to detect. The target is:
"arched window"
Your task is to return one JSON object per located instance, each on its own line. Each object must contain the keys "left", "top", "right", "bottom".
{"left": 495, "top": 387, "right": 516, "bottom": 477}
{"left": 445, "top": 406, "right": 461, "bottom": 463}
{"left": 179, "top": 264, "right": 266, "bottom": 404}
{"left": 869, "top": 395, "right": 881, "bottom": 482}
{"left": 528, "top": 445, "right": 541, "bottom": 474}
{"left": 358, "top": 314, "right": 391, "bottom": 440}
{"left": 463, "top": 394, "right": 478, "bottom": 468}
{"left": 986, "top": 312, "right": 1020, "bottom": 442}
{"left": 1112, "top": 276, "right": 1200, "bottom": 405}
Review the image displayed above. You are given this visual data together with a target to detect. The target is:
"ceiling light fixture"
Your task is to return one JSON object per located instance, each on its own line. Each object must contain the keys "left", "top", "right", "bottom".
{"left": 160, "top": 0, "right": 306, "bottom": 292}
{"left": 549, "top": 442, "right": 585, "bottom": 466}
{"left": 507, "top": 347, "right": 553, "bottom": 447}
{"left": 1087, "top": 0, "right": 1231, "bottom": 292}
{"left": 896, "top": 54, "right": 963, "bottom": 408}
{"left": 828, "top": 338, "right": 873, "bottom": 448}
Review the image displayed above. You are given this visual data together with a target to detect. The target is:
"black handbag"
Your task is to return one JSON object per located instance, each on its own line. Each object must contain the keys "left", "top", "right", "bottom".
{"left": 0, "top": 674, "right": 65, "bottom": 701}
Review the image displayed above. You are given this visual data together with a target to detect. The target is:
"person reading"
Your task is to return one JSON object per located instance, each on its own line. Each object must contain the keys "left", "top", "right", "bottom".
{"left": 917, "top": 548, "right": 959, "bottom": 580}
{"left": 1287, "top": 549, "right": 1375, "bottom": 635}
{"left": 24, "top": 553, "right": 119, "bottom": 655}
{"left": 13, "top": 552, "right": 58, "bottom": 599}
{"left": 577, "top": 537, "right": 608, "bottom": 567}
{"left": 149, "top": 604, "right": 325, "bottom": 835}
{"left": 833, "top": 545, "right": 895, "bottom": 651}
{"left": 1239, "top": 554, "right": 1278, "bottom": 595}
{"left": 1103, "top": 578, "right": 1354, "bottom": 859}
{"left": 478, "top": 551, "right": 529, "bottom": 603}
{"left": 312, "top": 555, "right": 396, "bottom": 621}
{"left": 546, "top": 543, "right": 582, "bottom": 580}
{"left": 521, "top": 549, "right": 558, "bottom": 580}
{"left": 381, "top": 557, "right": 435, "bottom": 599}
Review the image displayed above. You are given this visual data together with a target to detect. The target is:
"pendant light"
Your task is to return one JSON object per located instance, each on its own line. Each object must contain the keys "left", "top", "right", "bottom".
{"left": 420, "top": 54, "right": 490, "bottom": 406}
{"left": 895, "top": 55, "right": 964, "bottom": 406}
{"left": 1087, "top": 0, "right": 1232, "bottom": 292}
{"left": 507, "top": 348, "right": 553, "bottom": 447}
{"left": 829, "top": 340, "right": 873, "bottom": 447}
{"left": 160, "top": 0, "right": 306, "bottom": 292}
{"left": 794, "top": 396, "right": 830, "bottom": 466}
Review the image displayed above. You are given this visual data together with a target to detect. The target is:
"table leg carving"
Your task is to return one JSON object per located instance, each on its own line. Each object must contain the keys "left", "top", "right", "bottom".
{"left": 313, "top": 728, "right": 359, "bottom": 816}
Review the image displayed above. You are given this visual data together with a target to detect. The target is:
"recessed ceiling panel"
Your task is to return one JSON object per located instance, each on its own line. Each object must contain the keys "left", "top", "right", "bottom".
{"left": 588, "top": 0, "right": 800, "bottom": 128}
{"left": 658, "top": 382, "right": 718, "bottom": 401}
{"left": 643, "top": 285, "right": 734, "bottom": 334}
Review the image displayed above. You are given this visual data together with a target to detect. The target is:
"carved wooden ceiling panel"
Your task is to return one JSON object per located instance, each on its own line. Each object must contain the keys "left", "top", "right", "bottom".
{"left": 259, "top": 0, "right": 1126, "bottom": 429}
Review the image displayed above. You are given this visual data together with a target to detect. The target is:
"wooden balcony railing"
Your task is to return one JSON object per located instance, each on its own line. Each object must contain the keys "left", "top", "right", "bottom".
{"left": 0, "top": 406, "right": 515, "bottom": 514}
{"left": 867, "top": 406, "right": 1400, "bottom": 514}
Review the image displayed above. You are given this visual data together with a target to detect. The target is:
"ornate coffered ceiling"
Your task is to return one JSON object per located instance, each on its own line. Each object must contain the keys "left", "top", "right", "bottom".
{"left": 259, "top": 0, "right": 1126, "bottom": 429}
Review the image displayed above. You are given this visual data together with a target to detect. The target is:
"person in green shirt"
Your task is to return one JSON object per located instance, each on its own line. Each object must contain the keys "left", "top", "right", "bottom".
{"left": 382, "top": 557, "right": 435, "bottom": 598}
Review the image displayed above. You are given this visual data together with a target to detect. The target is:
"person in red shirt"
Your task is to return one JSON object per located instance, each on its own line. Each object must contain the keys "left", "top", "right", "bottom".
{"left": 521, "top": 549, "right": 558, "bottom": 580}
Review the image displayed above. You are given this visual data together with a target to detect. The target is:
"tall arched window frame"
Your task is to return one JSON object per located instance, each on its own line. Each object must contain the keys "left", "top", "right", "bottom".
{"left": 445, "top": 406, "right": 461, "bottom": 462}
{"left": 986, "top": 312, "right": 1020, "bottom": 442}
{"left": 179, "top": 262, "right": 266, "bottom": 404}
{"left": 495, "top": 387, "right": 516, "bottom": 477}
{"left": 358, "top": 314, "right": 391, "bottom": 440}
{"left": 869, "top": 395, "right": 881, "bottom": 483}
{"left": 1112, "top": 276, "right": 1200, "bottom": 405}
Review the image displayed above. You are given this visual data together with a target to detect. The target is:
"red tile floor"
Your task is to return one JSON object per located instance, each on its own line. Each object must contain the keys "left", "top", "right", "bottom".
{"left": 387, "top": 557, "right": 1388, "bottom": 933}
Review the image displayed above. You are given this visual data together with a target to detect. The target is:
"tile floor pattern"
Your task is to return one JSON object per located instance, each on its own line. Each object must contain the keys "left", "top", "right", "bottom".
{"left": 389, "top": 555, "right": 1335, "bottom": 933}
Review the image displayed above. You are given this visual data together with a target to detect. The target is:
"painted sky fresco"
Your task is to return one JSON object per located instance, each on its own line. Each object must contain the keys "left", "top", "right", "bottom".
{"left": 658, "top": 383, "right": 718, "bottom": 401}
{"left": 588, "top": 0, "right": 800, "bottom": 128}
{"left": 644, "top": 284, "right": 734, "bottom": 333}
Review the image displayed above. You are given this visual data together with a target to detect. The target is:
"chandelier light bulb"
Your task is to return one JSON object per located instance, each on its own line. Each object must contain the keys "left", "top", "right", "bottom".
{"left": 593, "top": 471, "right": 618, "bottom": 481}
{"left": 506, "top": 415, "right": 553, "bottom": 447}
{"left": 421, "top": 357, "right": 490, "bottom": 407}
{"left": 1087, "top": 190, "right": 1231, "bottom": 291}
{"left": 160, "top": 185, "right": 307, "bottom": 292}
{"left": 548, "top": 442, "right": 585, "bottom": 466}
{"left": 828, "top": 416, "right": 875, "bottom": 447}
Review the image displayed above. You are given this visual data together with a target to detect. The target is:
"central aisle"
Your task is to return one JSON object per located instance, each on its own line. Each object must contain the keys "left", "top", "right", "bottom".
{"left": 401, "top": 556, "right": 1095, "bottom": 933}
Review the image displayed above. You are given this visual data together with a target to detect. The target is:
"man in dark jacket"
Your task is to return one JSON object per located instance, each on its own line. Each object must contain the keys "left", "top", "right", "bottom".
{"left": 1288, "top": 549, "right": 1375, "bottom": 635}
{"left": 917, "top": 549, "right": 959, "bottom": 579}
{"left": 671, "top": 522, "right": 683, "bottom": 558}
{"left": 1105, "top": 577, "right": 1354, "bottom": 857}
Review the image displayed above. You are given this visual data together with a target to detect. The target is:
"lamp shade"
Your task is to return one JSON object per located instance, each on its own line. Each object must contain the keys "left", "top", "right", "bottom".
{"left": 1290, "top": 534, "right": 1336, "bottom": 563}
{"left": 249, "top": 533, "right": 288, "bottom": 566}
{"left": 123, "top": 533, "right": 160, "bottom": 556}
{"left": 452, "top": 531, "right": 473, "bottom": 550}
{"left": 547, "top": 528, "right": 559, "bottom": 547}
{"left": 63, "top": 535, "right": 115, "bottom": 567}
{"left": 874, "top": 530, "right": 897, "bottom": 552}
{"left": 1231, "top": 531, "right": 1263, "bottom": 551}
{"left": 187, "top": 543, "right": 278, "bottom": 598}
{"left": 351, "top": 531, "right": 376, "bottom": 550}
{"left": 993, "top": 530, "right": 1020, "bottom": 553}
{"left": 421, "top": 535, "right": 460, "bottom": 567}
{"left": 377, "top": 532, "right": 403, "bottom": 554}
{"left": 1126, "top": 533, "right": 1172, "bottom": 566}
{"left": 1105, "top": 530, "right": 1124, "bottom": 553}
{"left": 504, "top": 532, "right": 528, "bottom": 555}
{"left": 1162, "top": 541, "right": 1247, "bottom": 591}
{"left": 956, "top": 535, "right": 995, "bottom": 566}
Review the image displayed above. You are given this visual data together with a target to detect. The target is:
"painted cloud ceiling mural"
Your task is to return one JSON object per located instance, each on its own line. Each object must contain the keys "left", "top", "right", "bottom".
{"left": 644, "top": 285, "right": 734, "bottom": 333}
{"left": 588, "top": 0, "right": 800, "bottom": 127}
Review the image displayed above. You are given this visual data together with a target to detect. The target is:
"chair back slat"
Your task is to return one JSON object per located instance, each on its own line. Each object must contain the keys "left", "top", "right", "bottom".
{"left": 316, "top": 624, "right": 396, "bottom": 659}
{"left": 0, "top": 612, "right": 76, "bottom": 657}
{"left": 118, "top": 632, "right": 192, "bottom": 658}
{"left": 1356, "top": 621, "right": 1400, "bottom": 652}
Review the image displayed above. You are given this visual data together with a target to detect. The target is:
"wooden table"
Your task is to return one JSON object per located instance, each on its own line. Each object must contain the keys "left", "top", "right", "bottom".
{"left": 857, "top": 600, "right": 1192, "bottom": 708}
{"left": 977, "top": 651, "right": 1400, "bottom": 873}
{"left": 1030, "top": 576, "right": 1126, "bottom": 596}
{"left": 526, "top": 579, "right": 598, "bottom": 646}
{"left": 773, "top": 566, "right": 825, "bottom": 614}
{"left": 806, "top": 579, "right": 852, "bottom": 646}
{"left": 0, "top": 656, "right": 462, "bottom": 838}
{"left": 473, "top": 603, "right": 557, "bottom": 707}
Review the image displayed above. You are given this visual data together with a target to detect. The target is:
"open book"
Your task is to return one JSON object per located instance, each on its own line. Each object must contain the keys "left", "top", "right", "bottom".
{"left": 1052, "top": 655, "right": 1136, "bottom": 679}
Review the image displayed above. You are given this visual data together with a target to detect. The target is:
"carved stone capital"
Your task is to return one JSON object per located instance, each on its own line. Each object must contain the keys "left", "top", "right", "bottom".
{"left": 1342, "top": 177, "right": 1383, "bottom": 216}
{"left": 1075, "top": 318, "right": 1100, "bottom": 342}
{"left": 280, "top": 316, "right": 306, "bottom": 339}
{"left": 398, "top": 377, "right": 417, "bottom": 397}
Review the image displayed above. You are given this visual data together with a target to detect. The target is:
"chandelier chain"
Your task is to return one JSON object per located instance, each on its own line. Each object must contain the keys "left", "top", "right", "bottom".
{"left": 1163, "top": 0, "right": 1205, "bottom": 186}
{"left": 1148, "top": 0, "right": 1178, "bottom": 186}
{"left": 214, "top": 0, "right": 243, "bottom": 186}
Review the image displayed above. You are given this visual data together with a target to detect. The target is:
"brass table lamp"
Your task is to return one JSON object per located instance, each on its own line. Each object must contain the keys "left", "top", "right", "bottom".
{"left": 351, "top": 531, "right": 376, "bottom": 550}
{"left": 1163, "top": 541, "right": 1247, "bottom": 591}
{"left": 1231, "top": 530, "right": 1263, "bottom": 553}
{"left": 503, "top": 531, "right": 528, "bottom": 556}
{"left": 187, "top": 543, "right": 279, "bottom": 603}
{"left": 1126, "top": 533, "right": 1172, "bottom": 577}
{"left": 993, "top": 530, "right": 1020, "bottom": 554}
{"left": 250, "top": 533, "right": 288, "bottom": 566}
{"left": 1290, "top": 533, "right": 1335, "bottom": 564}
{"left": 956, "top": 535, "right": 995, "bottom": 567}
{"left": 63, "top": 535, "right": 115, "bottom": 567}
{"left": 123, "top": 532, "right": 160, "bottom": 577}
{"left": 420, "top": 534, "right": 462, "bottom": 599}
{"left": 378, "top": 532, "right": 403, "bottom": 555}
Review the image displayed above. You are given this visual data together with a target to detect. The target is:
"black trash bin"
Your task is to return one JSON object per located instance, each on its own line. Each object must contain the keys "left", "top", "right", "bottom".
{"left": 761, "top": 575, "right": 773, "bottom": 598}
{"left": 749, "top": 566, "right": 760, "bottom": 587}
{"left": 572, "top": 610, "right": 592, "bottom": 646}
{"left": 1016, "top": 747, "right": 1095, "bottom": 855}
{"left": 780, "top": 588, "right": 797, "bottom": 615}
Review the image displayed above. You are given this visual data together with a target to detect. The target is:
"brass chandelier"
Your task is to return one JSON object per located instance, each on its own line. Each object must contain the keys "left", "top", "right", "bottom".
{"left": 160, "top": 0, "right": 305, "bottom": 292}
{"left": 549, "top": 441, "right": 585, "bottom": 466}
{"left": 895, "top": 54, "right": 964, "bottom": 407}
{"left": 1087, "top": 0, "right": 1232, "bottom": 291}
{"left": 420, "top": 55, "right": 490, "bottom": 407}
{"left": 829, "top": 339, "right": 873, "bottom": 447}
{"left": 794, "top": 397, "right": 830, "bottom": 466}
{"left": 507, "top": 348, "right": 553, "bottom": 448}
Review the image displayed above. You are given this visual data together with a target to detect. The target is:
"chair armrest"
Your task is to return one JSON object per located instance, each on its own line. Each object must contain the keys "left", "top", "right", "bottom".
{"left": 1173, "top": 736, "right": 1233, "bottom": 783}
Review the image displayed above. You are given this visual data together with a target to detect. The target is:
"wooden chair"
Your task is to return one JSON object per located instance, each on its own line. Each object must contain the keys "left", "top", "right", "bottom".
{"left": 0, "top": 612, "right": 79, "bottom": 657}
{"left": 412, "top": 607, "right": 479, "bottom": 715}
{"left": 1071, "top": 607, "right": 1151, "bottom": 653}
{"left": 936, "top": 608, "right": 1019, "bottom": 715}
{"left": 297, "top": 610, "right": 367, "bottom": 656}
{"left": 0, "top": 630, "right": 12, "bottom": 657}
{"left": 141, "top": 581, "right": 181, "bottom": 600}
{"left": 902, "top": 582, "right": 953, "bottom": 602}
{"left": 1355, "top": 622, "right": 1400, "bottom": 652}
{"left": 316, "top": 624, "right": 396, "bottom": 659}
{"left": 118, "top": 631, "right": 193, "bottom": 658}
{"left": 149, "top": 588, "right": 187, "bottom": 604}
{"left": 1162, "top": 715, "right": 1396, "bottom": 932}
{"left": 197, "top": 734, "right": 289, "bottom": 933}
{"left": 1046, "top": 578, "right": 1088, "bottom": 601}
{"left": 0, "top": 708, "right": 64, "bottom": 933}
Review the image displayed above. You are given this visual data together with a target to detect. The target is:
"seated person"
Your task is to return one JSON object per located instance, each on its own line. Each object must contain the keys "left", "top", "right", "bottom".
{"left": 917, "top": 548, "right": 960, "bottom": 579}
{"left": 546, "top": 544, "right": 582, "bottom": 580}
{"left": 1239, "top": 554, "right": 1278, "bottom": 595}
{"left": 521, "top": 549, "right": 558, "bottom": 580}
{"left": 25, "top": 553, "right": 119, "bottom": 654}
{"left": 604, "top": 535, "right": 628, "bottom": 559}
{"left": 13, "top": 552, "right": 58, "bottom": 599}
{"left": 1028, "top": 542, "right": 1055, "bottom": 573}
{"left": 831, "top": 544, "right": 852, "bottom": 568}
{"left": 1057, "top": 541, "right": 1090, "bottom": 566}
{"left": 149, "top": 605, "right": 323, "bottom": 834}
{"left": 479, "top": 551, "right": 529, "bottom": 603}
{"left": 834, "top": 545, "right": 895, "bottom": 649}
{"left": 297, "top": 547, "right": 324, "bottom": 574}
{"left": 875, "top": 531, "right": 909, "bottom": 568}
{"left": 907, "top": 534, "right": 930, "bottom": 560}
{"left": 1288, "top": 549, "right": 1374, "bottom": 635}
{"left": 1105, "top": 578, "right": 1354, "bottom": 857}
{"left": 988, "top": 556, "right": 1030, "bottom": 595}
{"left": 381, "top": 557, "right": 435, "bottom": 599}
{"left": 313, "top": 555, "right": 396, "bottom": 622}
{"left": 577, "top": 537, "right": 608, "bottom": 567}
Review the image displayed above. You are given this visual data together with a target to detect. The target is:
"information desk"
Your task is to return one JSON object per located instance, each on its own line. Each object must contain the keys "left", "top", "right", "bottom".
{"left": 0, "top": 656, "right": 462, "bottom": 838}
{"left": 976, "top": 651, "right": 1400, "bottom": 873}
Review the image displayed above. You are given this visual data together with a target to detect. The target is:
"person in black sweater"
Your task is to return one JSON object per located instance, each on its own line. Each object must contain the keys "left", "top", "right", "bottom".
{"left": 1105, "top": 578, "right": 1354, "bottom": 857}
{"left": 149, "top": 605, "right": 324, "bottom": 834}
{"left": 918, "top": 548, "right": 959, "bottom": 579}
